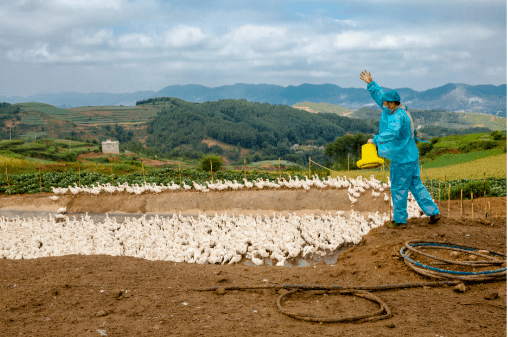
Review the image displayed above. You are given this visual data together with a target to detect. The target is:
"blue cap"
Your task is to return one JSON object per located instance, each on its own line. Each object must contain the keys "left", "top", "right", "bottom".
{"left": 380, "top": 90, "right": 400, "bottom": 102}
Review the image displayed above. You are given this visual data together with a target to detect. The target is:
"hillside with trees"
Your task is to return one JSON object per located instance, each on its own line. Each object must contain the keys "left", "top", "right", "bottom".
{"left": 135, "top": 97, "right": 379, "bottom": 165}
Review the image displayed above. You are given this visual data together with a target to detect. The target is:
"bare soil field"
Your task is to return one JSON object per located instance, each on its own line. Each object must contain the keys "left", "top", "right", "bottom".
{"left": 76, "top": 152, "right": 106, "bottom": 160}
{"left": 292, "top": 106, "right": 320, "bottom": 114}
{"left": 0, "top": 191, "right": 506, "bottom": 336}
{"left": 139, "top": 158, "right": 171, "bottom": 167}
{"left": 200, "top": 138, "right": 235, "bottom": 150}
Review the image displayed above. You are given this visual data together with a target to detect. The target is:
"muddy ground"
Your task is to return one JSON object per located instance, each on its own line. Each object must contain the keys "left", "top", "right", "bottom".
{"left": 0, "top": 188, "right": 392, "bottom": 218}
{"left": 0, "top": 191, "right": 506, "bottom": 336}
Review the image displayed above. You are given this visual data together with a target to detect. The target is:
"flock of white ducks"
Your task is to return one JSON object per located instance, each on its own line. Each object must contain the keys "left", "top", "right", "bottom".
{"left": 0, "top": 174, "right": 433, "bottom": 264}
{"left": 0, "top": 211, "right": 385, "bottom": 265}
{"left": 50, "top": 175, "right": 389, "bottom": 198}
{"left": 50, "top": 175, "right": 392, "bottom": 207}
{"left": 1, "top": 191, "right": 428, "bottom": 264}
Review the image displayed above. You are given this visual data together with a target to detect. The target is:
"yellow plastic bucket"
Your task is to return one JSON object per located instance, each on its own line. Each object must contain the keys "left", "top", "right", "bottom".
{"left": 356, "top": 144, "right": 384, "bottom": 169}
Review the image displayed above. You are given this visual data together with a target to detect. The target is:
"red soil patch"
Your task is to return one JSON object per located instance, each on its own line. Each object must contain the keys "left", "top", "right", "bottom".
{"left": 140, "top": 158, "right": 171, "bottom": 167}
{"left": 3, "top": 120, "right": 21, "bottom": 128}
{"left": 201, "top": 138, "right": 226, "bottom": 147}
{"left": 77, "top": 152, "right": 104, "bottom": 160}
{"left": 292, "top": 105, "right": 320, "bottom": 113}
{"left": 34, "top": 163, "right": 68, "bottom": 171}
{"left": 222, "top": 156, "right": 231, "bottom": 166}
{"left": 260, "top": 163, "right": 276, "bottom": 171}
{"left": 201, "top": 138, "right": 236, "bottom": 151}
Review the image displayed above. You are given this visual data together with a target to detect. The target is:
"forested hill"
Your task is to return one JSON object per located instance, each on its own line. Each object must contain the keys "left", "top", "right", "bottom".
{"left": 139, "top": 97, "right": 378, "bottom": 151}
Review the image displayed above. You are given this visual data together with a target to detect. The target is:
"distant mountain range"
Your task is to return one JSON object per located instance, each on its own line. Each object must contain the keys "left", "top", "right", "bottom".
{"left": 1, "top": 82, "right": 506, "bottom": 117}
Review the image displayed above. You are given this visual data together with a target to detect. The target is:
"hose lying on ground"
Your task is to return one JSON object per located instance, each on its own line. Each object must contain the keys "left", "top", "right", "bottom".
{"left": 197, "top": 241, "right": 506, "bottom": 323}
{"left": 198, "top": 281, "right": 462, "bottom": 323}
{"left": 400, "top": 240, "right": 506, "bottom": 281}
{"left": 277, "top": 289, "right": 391, "bottom": 323}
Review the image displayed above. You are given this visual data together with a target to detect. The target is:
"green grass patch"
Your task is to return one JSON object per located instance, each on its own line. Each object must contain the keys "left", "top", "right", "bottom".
{"left": 18, "top": 103, "right": 73, "bottom": 116}
{"left": 249, "top": 160, "right": 304, "bottom": 169}
{"left": 422, "top": 148, "right": 505, "bottom": 169}
{"left": 0, "top": 150, "right": 26, "bottom": 160}
{"left": 293, "top": 102, "right": 353, "bottom": 115}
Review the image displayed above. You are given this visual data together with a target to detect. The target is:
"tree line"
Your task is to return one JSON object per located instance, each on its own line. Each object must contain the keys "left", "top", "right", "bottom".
{"left": 132, "top": 97, "right": 379, "bottom": 166}
{"left": 140, "top": 97, "right": 378, "bottom": 150}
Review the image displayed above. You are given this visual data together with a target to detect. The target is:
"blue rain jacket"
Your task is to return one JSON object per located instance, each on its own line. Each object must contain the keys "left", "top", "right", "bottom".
{"left": 390, "top": 160, "right": 440, "bottom": 223}
{"left": 367, "top": 81, "right": 419, "bottom": 163}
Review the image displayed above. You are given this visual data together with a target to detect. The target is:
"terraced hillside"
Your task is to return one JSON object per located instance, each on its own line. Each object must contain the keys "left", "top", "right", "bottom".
{"left": 0, "top": 103, "right": 162, "bottom": 142}
{"left": 18, "top": 103, "right": 159, "bottom": 125}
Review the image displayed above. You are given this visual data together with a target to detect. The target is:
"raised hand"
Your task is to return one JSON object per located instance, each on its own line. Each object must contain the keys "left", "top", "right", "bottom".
{"left": 360, "top": 70, "right": 372, "bottom": 84}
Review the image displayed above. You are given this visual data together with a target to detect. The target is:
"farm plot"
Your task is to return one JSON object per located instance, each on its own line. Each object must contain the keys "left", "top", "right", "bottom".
{"left": 18, "top": 103, "right": 71, "bottom": 117}
{"left": 67, "top": 106, "right": 159, "bottom": 125}
{"left": 0, "top": 171, "right": 462, "bottom": 267}
{"left": 0, "top": 177, "right": 402, "bottom": 265}
{"left": 0, "top": 191, "right": 505, "bottom": 336}
{"left": 17, "top": 103, "right": 160, "bottom": 125}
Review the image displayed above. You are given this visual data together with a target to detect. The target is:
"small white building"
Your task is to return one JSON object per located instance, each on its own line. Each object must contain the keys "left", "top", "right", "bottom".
{"left": 290, "top": 144, "right": 300, "bottom": 150}
{"left": 102, "top": 139, "right": 119, "bottom": 154}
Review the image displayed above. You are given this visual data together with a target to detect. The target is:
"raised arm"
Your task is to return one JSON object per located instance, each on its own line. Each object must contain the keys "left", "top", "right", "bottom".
{"left": 360, "top": 70, "right": 385, "bottom": 109}
{"left": 359, "top": 70, "right": 372, "bottom": 84}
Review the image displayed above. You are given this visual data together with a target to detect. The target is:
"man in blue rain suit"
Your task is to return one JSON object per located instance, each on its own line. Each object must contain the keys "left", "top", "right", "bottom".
{"left": 360, "top": 70, "right": 440, "bottom": 228}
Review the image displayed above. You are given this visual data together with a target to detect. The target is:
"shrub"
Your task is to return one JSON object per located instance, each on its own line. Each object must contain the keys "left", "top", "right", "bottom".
{"left": 87, "top": 157, "right": 110, "bottom": 164}
{"left": 311, "top": 168, "right": 329, "bottom": 179}
{"left": 124, "top": 160, "right": 142, "bottom": 167}
{"left": 417, "top": 142, "right": 433, "bottom": 156}
{"left": 55, "top": 152, "right": 77, "bottom": 162}
{"left": 430, "top": 137, "right": 439, "bottom": 145}
{"left": 111, "top": 163, "right": 139, "bottom": 174}
{"left": 199, "top": 154, "right": 223, "bottom": 172}
{"left": 447, "top": 180, "right": 492, "bottom": 200}
{"left": 0, "top": 150, "right": 25, "bottom": 160}
{"left": 491, "top": 130, "right": 505, "bottom": 141}
{"left": 458, "top": 140, "right": 497, "bottom": 152}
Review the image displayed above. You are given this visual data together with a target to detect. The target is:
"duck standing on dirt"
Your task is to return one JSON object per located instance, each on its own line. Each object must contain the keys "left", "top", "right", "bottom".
{"left": 359, "top": 70, "right": 441, "bottom": 228}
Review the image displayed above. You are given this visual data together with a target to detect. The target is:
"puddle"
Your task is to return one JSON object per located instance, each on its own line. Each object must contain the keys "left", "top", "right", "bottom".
{"left": 242, "top": 244, "right": 357, "bottom": 267}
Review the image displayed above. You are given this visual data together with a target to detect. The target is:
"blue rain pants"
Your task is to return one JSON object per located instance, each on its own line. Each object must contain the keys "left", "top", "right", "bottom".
{"left": 390, "top": 160, "right": 440, "bottom": 224}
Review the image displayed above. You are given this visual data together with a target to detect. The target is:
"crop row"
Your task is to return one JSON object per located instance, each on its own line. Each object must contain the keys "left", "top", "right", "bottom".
{"left": 423, "top": 177, "right": 506, "bottom": 199}
{"left": 0, "top": 168, "right": 505, "bottom": 198}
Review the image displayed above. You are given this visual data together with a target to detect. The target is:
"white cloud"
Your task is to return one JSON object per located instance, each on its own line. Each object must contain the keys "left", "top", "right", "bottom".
{"left": 117, "top": 33, "right": 155, "bottom": 49}
{"left": 6, "top": 42, "right": 93, "bottom": 63}
{"left": 219, "top": 25, "right": 292, "bottom": 55}
{"left": 0, "top": 0, "right": 505, "bottom": 96}
{"left": 74, "top": 29, "right": 114, "bottom": 46}
{"left": 0, "top": 0, "right": 149, "bottom": 36}
{"left": 164, "top": 26, "right": 207, "bottom": 49}
{"left": 53, "top": 0, "right": 124, "bottom": 10}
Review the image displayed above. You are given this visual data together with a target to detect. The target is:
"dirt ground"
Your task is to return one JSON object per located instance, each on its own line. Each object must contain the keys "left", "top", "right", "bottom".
{"left": 76, "top": 152, "right": 105, "bottom": 160}
{"left": 0, "top": 188, "right": 392, "bottom": 218}
{"left": 0, "top": 192, "right": 506, "bottom": 336}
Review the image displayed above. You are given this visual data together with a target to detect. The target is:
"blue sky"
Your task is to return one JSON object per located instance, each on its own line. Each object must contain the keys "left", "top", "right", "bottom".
{"left": 0, "top": 0, "right": 505, "bottom": 97}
